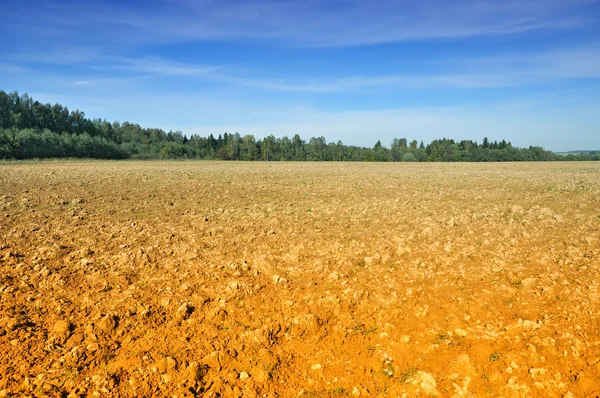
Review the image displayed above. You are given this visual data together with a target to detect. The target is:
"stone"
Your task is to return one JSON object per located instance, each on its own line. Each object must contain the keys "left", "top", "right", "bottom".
{"left": 98, "top": 315, "right": 117, "bottom": 335}
{"left": 160, "top": 298, "right": 171, "bottom": 307}
{"left": 177, "top": 302, "right": 193, "bottom": 320}
{"left": 202, "top": 351, "right": 220, "bottom": 370}
{"left": 455, "top": 328, "right": 467, "bottom": 337}
{"left": 409, "top": 371, "right": 439, "bottom": 396}
{"left": 51, "top": 319, "right": 71, "bottom": 340}
{"left": 252, "top": 369, "right": 269, "bottom": 383}
{"left": 186, "top": 361, "right": 207, "bottom": 382}
{"left": 86, "top": 343, "right": 99, "bottom": 352}
{"left": 521, "top": 278, "right": 536, "bottom": 288}
{"left": 530, "top": 368, "right": 547, "bottom": 380}
{"left": 165, "top": 356, "right": 177, "bottom": 371}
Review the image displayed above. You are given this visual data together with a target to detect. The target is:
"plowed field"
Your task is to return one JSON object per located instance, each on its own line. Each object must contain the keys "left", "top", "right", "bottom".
{"left": 1, "top": 161, "right": 599, "bottom": 397}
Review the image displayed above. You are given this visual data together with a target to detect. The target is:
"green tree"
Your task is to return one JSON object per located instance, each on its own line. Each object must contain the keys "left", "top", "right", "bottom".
{"left": 401, "top": 152, "right": 417, "bottom": 162}
{"left": 292, "top": 134, "right": 304, "bottom": 160}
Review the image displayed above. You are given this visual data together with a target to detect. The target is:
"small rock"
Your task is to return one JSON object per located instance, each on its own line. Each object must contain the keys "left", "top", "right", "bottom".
{"left": 521, "top": 278, "right": 536, "bottom": 288}
{"left": 455, "top": 328, "right": 467, "bottom": 337}
{"left": 352, "top": 386, "right": 360, "bottom": 396}
{"left": 80, "top": 258, "right": 92, "bottom": 266}
{"left": 409, "top": 371, "right": 439, "bottom": 396}
{"left": 186, "top": 361, "right": 207, "bottom": 382}
{"left": 98, "top": 315, "right": 117, "bottom": 335}
{"left": 401, "top": 335, "right": 411, "bottom": 343}
{"left": 177, "top": 302, "right": 193, "bottom": 320}
{"left": 51, "top": 319, "right": 71, "bottom": 339}
{"left": 86, "top": 343, "right": 99, "bottom": 352}
{"left": 239, "top": 372, "right": 250, "bottom": 380}
{"left": 530, "top": 368, "right": 547, "bottom": 380}
{"left": 202, "top": 351, "right": 220, "bottom": 370}
{"left": 252, "top": 369, "right": 269, "bottom": 383}
{"left": 165, "top": 356, "right": 177, "bottom": 371}
{"left": 311, "top": 364, "right": 322, "bottom": 371}
{"left": 177, "top": 302, "right": 189, "bottom": 313}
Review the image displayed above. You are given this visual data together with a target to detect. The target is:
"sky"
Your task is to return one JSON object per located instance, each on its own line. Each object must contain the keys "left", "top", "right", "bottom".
{"left": 0, "top": 0, "right": 599, "bottom": 151}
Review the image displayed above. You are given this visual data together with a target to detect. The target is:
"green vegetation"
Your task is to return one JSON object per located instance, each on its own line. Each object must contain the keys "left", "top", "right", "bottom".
{"left": 489, "top": 352, "right": 501, "bottom": 362}
{"left": 397, "top": 366, "right": 418, "bottom": 383}
{"left": 1, "top": 90, "right": 597, "bottom": 161}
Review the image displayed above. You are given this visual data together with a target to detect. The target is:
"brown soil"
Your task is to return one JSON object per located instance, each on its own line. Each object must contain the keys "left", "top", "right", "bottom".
{"left": 1, "top": 161, "right": 599, "bottom": 397}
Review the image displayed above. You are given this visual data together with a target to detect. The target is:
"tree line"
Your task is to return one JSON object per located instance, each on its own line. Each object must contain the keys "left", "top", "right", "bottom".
{"left": 1, "top": 90, "right": 597, "bottom": 161}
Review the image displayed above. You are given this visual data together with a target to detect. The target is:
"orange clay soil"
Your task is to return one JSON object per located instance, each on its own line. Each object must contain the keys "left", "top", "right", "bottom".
{"left": 1, "top": 161, "right": 599, "bottom": 397}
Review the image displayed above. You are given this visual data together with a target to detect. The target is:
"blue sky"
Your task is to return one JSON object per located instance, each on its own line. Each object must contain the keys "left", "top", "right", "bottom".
{"left": 1, "top": 0, "right": 599, "bottom": 150}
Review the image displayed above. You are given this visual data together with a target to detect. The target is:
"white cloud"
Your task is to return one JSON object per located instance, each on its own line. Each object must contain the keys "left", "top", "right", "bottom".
{"left": 149, "top": 0, "right": 599, "bottom": 46}
{"left": 8, "top": 40, "right": 600, "bottom": 94}
{"left": 115, "top": 57, "right": 222, "bottom": 76}
{"left": 3, "top": 0, "right": 598, "bottom": 47}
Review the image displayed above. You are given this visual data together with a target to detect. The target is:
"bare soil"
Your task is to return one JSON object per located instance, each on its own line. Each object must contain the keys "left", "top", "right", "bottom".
{"left": 1, "top": 161, "right": 599, "bottom": 397}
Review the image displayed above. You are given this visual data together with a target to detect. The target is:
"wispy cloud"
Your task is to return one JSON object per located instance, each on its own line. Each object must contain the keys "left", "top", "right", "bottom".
{"left": 2, "top": 0, "right": 598, "bottom": 47}
{"left": 2, "top": 49, "right": 222, "bottom": 76}
{"left": 0, "top": 52, "right": 532, "bottom": 92}
{"left": 214, "top": 74, "right": 518, "bottom": 92}
{"left": 4, "top": 42, "right": 600, "bottom": 94}
{"left": 127, "top": 0, "right": 600, "bottom": 46}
